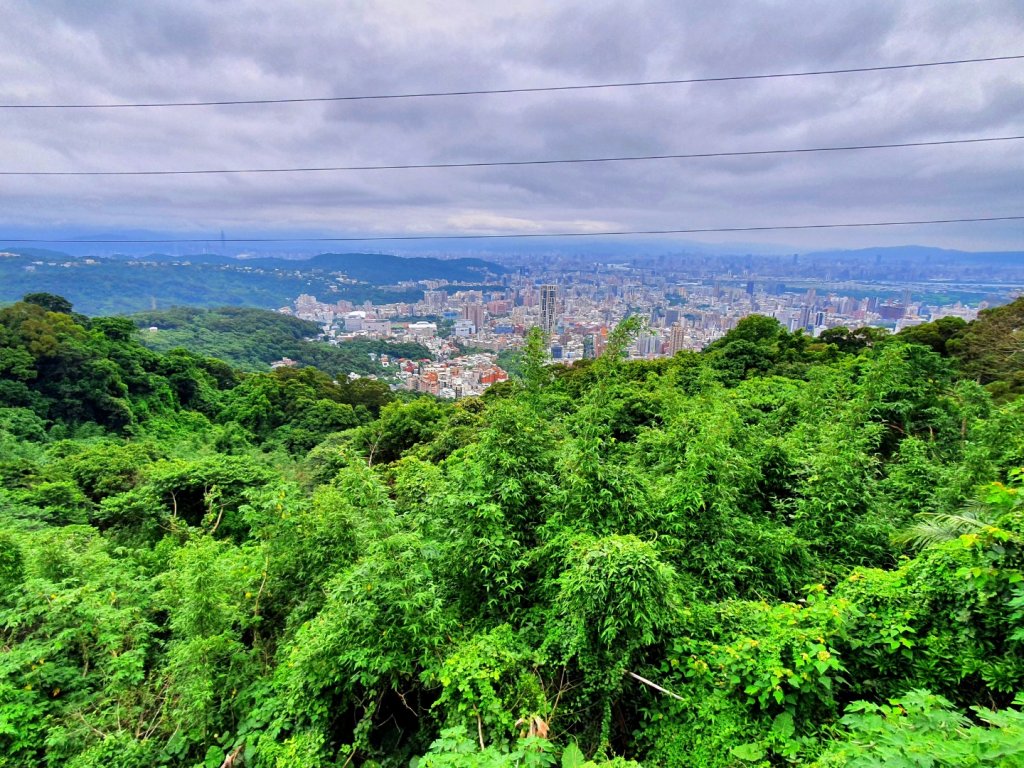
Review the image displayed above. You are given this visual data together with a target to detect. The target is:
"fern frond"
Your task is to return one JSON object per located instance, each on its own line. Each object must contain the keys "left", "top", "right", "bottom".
{"left": 894, "top": 507, "right": 994, "bottom": 550}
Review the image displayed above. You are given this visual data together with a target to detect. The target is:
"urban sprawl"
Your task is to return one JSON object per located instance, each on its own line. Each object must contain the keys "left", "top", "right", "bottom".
{"left": 282, "top": 266, "right": 987, "bottom": 399}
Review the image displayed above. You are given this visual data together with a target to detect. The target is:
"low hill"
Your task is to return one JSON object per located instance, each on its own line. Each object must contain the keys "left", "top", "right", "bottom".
{"left": 131, "top": 306, "right": 432, "bottom": 376}
{"left": 0, "top": 250, "right": 505, "bottom": 315}
{"left": 299, "top": 252, "right": 506, "bottom": 283}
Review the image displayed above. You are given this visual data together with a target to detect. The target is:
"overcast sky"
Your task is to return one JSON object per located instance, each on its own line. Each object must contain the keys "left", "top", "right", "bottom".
{"left": 1, "top": 0, "right": 1022, "bottom": 253}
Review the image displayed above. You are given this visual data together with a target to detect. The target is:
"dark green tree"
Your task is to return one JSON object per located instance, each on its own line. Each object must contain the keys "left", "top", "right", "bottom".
{"left": 22, "top": 292, "right": 73, "bottom": 314}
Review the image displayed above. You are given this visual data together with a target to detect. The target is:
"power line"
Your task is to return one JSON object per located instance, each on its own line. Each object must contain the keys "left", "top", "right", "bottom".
{"left": 3, "top": 135, "right": 1020, "bottom": 177}
{"left": 3, "top": 55, "right": 1021, "bottom": 109}
{"left": 3, "top": 216, "right": 1021, "bottom": 244}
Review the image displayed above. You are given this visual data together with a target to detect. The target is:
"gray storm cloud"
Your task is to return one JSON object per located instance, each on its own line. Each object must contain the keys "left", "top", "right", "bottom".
{"left": 0, "top": 0, "right": 1022, "bottom": 251}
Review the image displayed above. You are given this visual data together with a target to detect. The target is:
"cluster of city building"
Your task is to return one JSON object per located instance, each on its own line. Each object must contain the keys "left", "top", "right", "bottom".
{"left": 387, "top": 353, "right": 509, "bottom": 398}
{"left": 287, "top": 293, "right": 512, "bottom": 398}
{"left": 282, "top": 266, "right": 990, "bottom": 396}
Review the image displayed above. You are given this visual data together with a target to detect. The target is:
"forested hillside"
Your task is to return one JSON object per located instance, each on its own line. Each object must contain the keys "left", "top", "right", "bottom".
{"left": 2, "top": 293, "right": 1024, "bottom": 767}
{"left": 0, "top": 251, "right": 505, "bottom": 316}
{"left": 130, "top": 306, "right": 432, "bottom": 377}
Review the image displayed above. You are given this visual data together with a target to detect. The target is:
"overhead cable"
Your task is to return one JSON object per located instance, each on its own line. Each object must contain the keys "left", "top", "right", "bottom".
{"left": 2, "top": 55, "right": 1021, "bottom": 109}
{"left": 3, "top": 215, "right": 1021, "bottom": 244}
{"left": 3, "top": 135, "right": 1020, "bottom": 177}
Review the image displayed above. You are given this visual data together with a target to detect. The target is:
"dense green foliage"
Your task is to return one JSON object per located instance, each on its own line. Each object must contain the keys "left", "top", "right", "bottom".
{"left": 2, "top": 297, "right": 1024, "bottom": 767}
{"left": 131, "top": 306, "right": 431, "bottom": 376}
{"left": 0, "top": 255, "right": 326, "bottom": 315}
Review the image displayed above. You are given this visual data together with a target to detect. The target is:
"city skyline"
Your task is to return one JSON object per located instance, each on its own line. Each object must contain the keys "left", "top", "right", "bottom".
{"left": 278, "top": 251, "right": 998, "bottom": 398}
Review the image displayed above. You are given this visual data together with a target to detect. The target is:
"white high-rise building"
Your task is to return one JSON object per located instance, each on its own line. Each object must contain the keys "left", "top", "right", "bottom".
{"left": 540, "top": 284, "right": 557, "bottom": 335}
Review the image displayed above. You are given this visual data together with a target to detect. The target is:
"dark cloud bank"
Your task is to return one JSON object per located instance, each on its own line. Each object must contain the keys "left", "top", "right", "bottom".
{"left": 0, "top": 0, "right": 1021, "bottom": 253}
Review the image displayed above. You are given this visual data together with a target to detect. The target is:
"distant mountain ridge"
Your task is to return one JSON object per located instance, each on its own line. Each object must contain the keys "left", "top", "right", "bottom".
{"left": 245, "top": 252, "right": 508, "bottom": 283}
{"left": 3, "top": 241, "right": 1022, "bottom": 317}
{"left": 0, "top": 249, "right": 508, "bottom": 315}
{"left": 2, "top": 248, "right": 508, "bottom": 283}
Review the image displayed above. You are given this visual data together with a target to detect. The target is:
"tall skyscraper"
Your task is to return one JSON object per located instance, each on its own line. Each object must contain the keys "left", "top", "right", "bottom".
{"left": 902, "top": 288, "right": 913, "bottom": 317}
{"left": 463, "top": 303, "right": 486, "bottom": 332}
{"left": 637, "top": 330, "right": 660, "bottom": 357}
{"left": 669, "top": 324, "right": 688, "bottom": 356}
{"left": 540, "top": 284, "right": 557, "bottom": 335}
